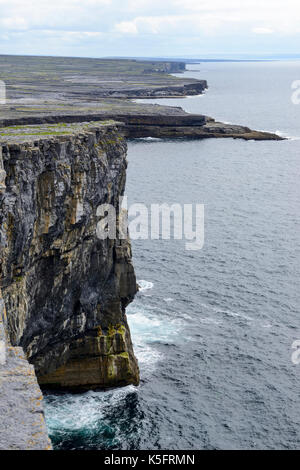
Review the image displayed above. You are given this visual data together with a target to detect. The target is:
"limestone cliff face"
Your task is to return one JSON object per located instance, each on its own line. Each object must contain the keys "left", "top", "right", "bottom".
{"left": 0, "top": 288, "right": 52, "bottom": 450}
{"left": 141, "top": 61, "right": 186, "bottom": 74}
{"left": 0, "top": 122, "right": 139, "bottom": 391}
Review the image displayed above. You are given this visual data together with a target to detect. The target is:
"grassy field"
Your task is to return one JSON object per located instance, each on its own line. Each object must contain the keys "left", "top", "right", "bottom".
{"left": 0, "top": 55, "right": 206, "bottom": 121}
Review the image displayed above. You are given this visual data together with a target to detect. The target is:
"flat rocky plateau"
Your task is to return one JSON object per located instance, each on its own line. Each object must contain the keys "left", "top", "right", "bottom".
{"left": 0, "top": 55, "right": 282, "bottom": 140}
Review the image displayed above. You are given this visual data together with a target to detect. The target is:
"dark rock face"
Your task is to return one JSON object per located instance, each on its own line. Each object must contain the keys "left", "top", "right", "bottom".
{"left": 0, "top": 337, "right": 52, "bottom": 449}
{"left": 102, "top": 80, "right": 207, "bottom": 98}
{"left": 0, "top": 122, "right": 139, "bottom": 390}
{"left": 125, "top": 121, "right": 283, "bottom": 140}
{"left": 141, "top": 61, "right": 186, "bottom": 74}
{"left": 0, "top": 239, "right": 51, "bottom": 450}
{"left": 0, "top": 114, "right": 282, "bottom": 142}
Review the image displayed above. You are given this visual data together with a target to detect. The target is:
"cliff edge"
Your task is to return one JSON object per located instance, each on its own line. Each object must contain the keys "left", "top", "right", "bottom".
{"left": 0, "top": 121, "right": 139, "bottom": 447}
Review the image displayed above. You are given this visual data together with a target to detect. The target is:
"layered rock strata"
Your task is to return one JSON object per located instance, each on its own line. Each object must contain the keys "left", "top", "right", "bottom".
{"left": 0, "top": 114, "right": 283, "bottom": 141}
{"left": 0, "top": 292, "right": 52, "bottom": 450}
{"left": 0, "top": 122, "right": 139, "bottom": 392}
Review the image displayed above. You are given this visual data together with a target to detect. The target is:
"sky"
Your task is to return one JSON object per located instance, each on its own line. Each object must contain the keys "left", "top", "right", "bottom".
{"left": 0, "top": 0, "right": 300, "bottom": 58}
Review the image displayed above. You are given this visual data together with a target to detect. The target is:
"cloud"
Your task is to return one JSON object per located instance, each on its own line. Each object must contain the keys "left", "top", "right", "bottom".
{"left": 0, "top": 16, "right": 28, "bottom": 31}
{"left": 113, "top": 0, "right": 300, "bottom": 39}
{"left": 0, "top": 0, "right": 112, "bottom": 32}
{"left": 1, "top": 0, "right": 300, "bottom": 57}
{"left": 114, "top": 13, "right": 240, "bottom": 37}
{"left": 115, "top": 21, "right": 138, "bottom": 34}
{"left": 252, "top": 27, "right": 274, "bottom": 35}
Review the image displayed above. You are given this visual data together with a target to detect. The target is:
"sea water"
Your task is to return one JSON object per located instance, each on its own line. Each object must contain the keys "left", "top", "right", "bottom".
{"left": 44, "top": 61, "right": 300, "bottom": 450}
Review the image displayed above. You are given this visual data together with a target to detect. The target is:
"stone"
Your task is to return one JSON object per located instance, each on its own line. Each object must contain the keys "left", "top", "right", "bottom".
{"left": 0, "top": 288, "right": 51, "bottom": 450}
{"left": 0, "top": 122, "right": 139, "bottom": 391}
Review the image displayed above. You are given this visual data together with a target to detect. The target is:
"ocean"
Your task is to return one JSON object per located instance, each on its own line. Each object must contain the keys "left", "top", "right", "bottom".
{"left": 44, "top": 61, "right": 300, "bottom": 450}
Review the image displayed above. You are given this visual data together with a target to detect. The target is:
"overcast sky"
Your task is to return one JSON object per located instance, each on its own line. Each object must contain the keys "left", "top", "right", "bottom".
{"left": 0, "top": 0, "right": 300, "bottom": 58}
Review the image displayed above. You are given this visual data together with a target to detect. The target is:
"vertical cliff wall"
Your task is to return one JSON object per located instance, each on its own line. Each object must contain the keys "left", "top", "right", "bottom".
{"left": 0, "top": 122, "right": 139, "bottom": 396}
{"left": 0, "top": 288, "right": 52, "bottom": 450}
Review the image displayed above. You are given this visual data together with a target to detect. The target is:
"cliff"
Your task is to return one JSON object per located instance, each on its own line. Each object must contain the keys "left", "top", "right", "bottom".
{"left": 0, "top": 55, "right": 281, "bottom": 141}
{"left": 122, "top": 116, "right": 283, "bottom": 140}
{"left": 0, "top": 55, "right": 203, "bottom": 113}
{"left": 0, "top": 121, "right": 139, "bottom": 448}
{"left": 0, "top": 114, "right": 282, "bottom": 141}
{"left": 0, "top": 290, "right": 52, "bottom": 450}
{"left": 141, "top": 61, "right": 186, "bottom": 73}
{"left": 0, "top": 56, "right": 284, "bottom": 450}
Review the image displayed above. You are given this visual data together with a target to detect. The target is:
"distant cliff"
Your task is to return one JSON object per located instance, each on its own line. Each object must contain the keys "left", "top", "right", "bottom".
{"left": 0, "top": 121, "right": 139, "bottom": 448}
{"left": 141, "top": 60, "right": 186, "bottom": 74}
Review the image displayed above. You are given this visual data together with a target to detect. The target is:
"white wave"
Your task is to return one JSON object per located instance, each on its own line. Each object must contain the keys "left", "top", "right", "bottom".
{"left": 138, "top": 280, "right": 154, "bottom": 291}
{"left": 261, "top": 323, "right": 272, "bottom": 328}
{"left": 186, "top": 93, "right": 205, "bottom": 99}
{"left": 127, "top": 308, "right": 162, "bottom": 327}
{"left": 134, "top": 343, "right": 163, "bottom": 371}
{"left": 181, "top": 313, "right": 192, "bottom": 320}
{"left": 126, "top": 307, "right": 169, "bottom": 371}
{"left": 202, "top": 303, "right": 254, "bottom": 322}
{"left": 139, "top": 137, "right": 162, "bottom": 141}
{"left": 44, "top": 385, "right": 137, "bottom": 432}
{"left": 275, "top": 130, "right": 300, "bottom": 140}
{"left": 199, "top": 317, "right": 222, "bottom": 325}
{"left": 127, "top": 303, "right": 182, "bottom": 348}
{"left": 200, "top": 303, "right": 274, "bottom": 327}
{"left": 164, "top": 297, "right": 174, "bottom": 303}
{"left": 217, "top": 308, "right": 253, "bottom": 322}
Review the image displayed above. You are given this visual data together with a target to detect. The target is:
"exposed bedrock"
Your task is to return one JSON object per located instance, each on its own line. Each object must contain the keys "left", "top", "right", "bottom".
{"left": 125, "top": 120, "right": 283, "bottom": 140}
{"left": 141, "top": 60, "right": 186, "bottom": 74}
{"left": 103, "top": 80, "right": 207, "bottom": 98}
{"left": 0, "top": 290, "right": 52, "bottom": 450}
{"left": 0, "top": 122, "right": 139, "bottom": 391}
{"left": 0, "top": 113, "right": 283, "bottom": 141}
{"left": 0, "top": 112, "right": 207, "bottom": 128}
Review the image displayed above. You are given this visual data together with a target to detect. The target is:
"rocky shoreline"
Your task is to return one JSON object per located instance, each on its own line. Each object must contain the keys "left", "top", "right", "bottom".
{"left": 0, "top": 55, "right": 282, "bottom": 141}
{"left": 0, "top": 113, "right": 282, "bottom": 142}
{"left": 0, "top": 122, "right": 139, "bottom": 448}
{"left": 0, "top": 56, "right": 284, "bottom": 450}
